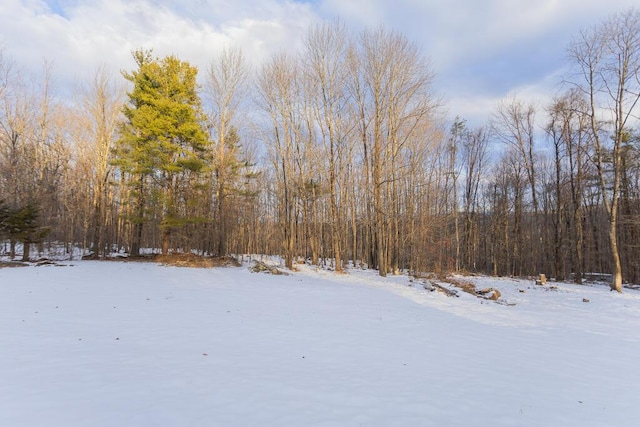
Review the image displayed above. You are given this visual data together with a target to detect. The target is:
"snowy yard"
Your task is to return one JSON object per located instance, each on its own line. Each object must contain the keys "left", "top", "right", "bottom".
{"left": 1, "top": 260, "right": 639, "bottom": 426}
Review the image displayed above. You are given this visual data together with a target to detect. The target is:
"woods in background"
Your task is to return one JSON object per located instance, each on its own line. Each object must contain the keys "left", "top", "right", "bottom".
{"left": 1, "top": 10, "right": 639, "bottom": 289}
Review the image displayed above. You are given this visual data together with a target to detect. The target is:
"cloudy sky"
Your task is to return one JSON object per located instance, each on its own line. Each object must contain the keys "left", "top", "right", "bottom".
{"left": 1, "top": 0, "right": 637, "bottom": 125}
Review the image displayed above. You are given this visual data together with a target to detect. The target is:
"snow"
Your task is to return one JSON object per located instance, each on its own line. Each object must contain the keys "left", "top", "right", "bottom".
{"left": 1, "top": 260, "right": 639, "bottom": 426}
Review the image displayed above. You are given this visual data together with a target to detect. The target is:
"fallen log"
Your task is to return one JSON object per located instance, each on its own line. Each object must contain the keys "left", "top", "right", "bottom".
{"left": 425, "top": 281, "right": 459, "bottom": 297}
{"left": 477, "top": 287, "right": 501, "bottom": 301}
{"left": 250, "top": 261, "right": 289, "bottom": 275}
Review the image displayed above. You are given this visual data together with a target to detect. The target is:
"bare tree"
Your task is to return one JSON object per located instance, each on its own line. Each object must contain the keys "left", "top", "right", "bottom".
{"left": 492, "top": 97, "right": 540, "bottom": 212}
{"left": 303, "top": 20, "right": 352, "bottom": 272}
{"left": 547, "top": 89, "right": 591, "bottom": 283}
{"left": 351, "top": 26, "right": 436, "bottom": 276}
{"left": 568, "top": 8, "right": 640, "bottom": 291}
{"left": 74, "top": 65, "right": 124, "bottom": 257}
{"left": 0, "top": 59, "right": 69, "bottom": 259}
{"left": 0, "top": 60, "right": 35, "bottom": 258}
{"left": 205, "top": 47, "right": 249, "bottom": 256}
{"left": 460, "top": 124, "right": 489, "bottom": 271}
{"left": 492, "top": 97, "right": 541, "bottom": 274}
{"left": 256, "top": 52, "right": 303, "bottom": 270}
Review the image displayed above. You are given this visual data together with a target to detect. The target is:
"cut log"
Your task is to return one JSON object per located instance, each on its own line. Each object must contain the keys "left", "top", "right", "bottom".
{"left": 426, "top": 281, "right": 459, "bottom": 297}
{"left": 477, "top": 287, "right": 501, "bottom": 300}
{"left": 535, "top": 274, "right": 547, "bottom": 286}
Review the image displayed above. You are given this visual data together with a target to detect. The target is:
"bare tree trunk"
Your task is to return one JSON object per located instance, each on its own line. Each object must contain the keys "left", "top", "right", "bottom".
{"left": 74, "top": 65, "right": 124, "bottom": 258}
{"left": 569, "top": 9, "right": 640, "bottom": 291}
{"left": 131, "top": 174, "right": 145, "bottom": 256}
{"left": 205, "top": 47, "right": 248, "bottom": 257}
{"left": 22, "top": 242, "right": 30, "bottom": 261}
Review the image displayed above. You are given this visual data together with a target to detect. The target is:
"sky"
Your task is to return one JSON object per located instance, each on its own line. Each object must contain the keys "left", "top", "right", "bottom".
{"left": 1, "top": 0, "right": 638, "bottom": 125}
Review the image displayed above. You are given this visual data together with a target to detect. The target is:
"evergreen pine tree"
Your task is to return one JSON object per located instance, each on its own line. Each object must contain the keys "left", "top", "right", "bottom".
{"left": 1, "top": 201, "right": 50, "bottom": 261}
{"left": 114, "top": 49, "right": 210, "bottom": 255}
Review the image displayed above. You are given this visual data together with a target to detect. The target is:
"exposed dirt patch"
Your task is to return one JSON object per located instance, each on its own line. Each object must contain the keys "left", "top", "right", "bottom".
{"left": 0, "top": 261, "right": 28, "bottom": 268}
{"left": 102, "top": 253, "right": 240, "bottom": 268}
{"left": 156, "top": 253, "right": 240, "bottom": 268}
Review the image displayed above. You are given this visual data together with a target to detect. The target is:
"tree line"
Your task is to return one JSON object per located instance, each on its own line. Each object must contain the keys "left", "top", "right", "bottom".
{"left": 1, "top": 11, "right": 639, "bottom": 291}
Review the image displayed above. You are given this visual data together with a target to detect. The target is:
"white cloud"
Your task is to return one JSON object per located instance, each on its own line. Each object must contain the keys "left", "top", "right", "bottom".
{"left": 0, "top": 0, "right": 318, "bottom": 95}
{"left": 316, "top": 0, "right": 638, "bottom": 68}
{"left": 1, "top": 0, "right": 638, "bottom": 125}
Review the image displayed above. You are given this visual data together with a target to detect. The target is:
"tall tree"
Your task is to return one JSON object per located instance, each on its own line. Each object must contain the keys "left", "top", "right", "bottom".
{"left": 115, "top": 49, "right": 209, "bottom": 255}
{"left": 459, "top": 124, "right": 489, "bottom": 271}
{"left": 0, "top": 57, "right": 64, "bottom": 259}
{"left": 546, "top": 90, "right": 591, "bottom": 283}
{"left": 303, "top": 20, "right": 352, "bottom": 272}
{"left": 351, "top": 26, "right": 436, "bottom": 276}
{"left": 568, "top": 8, "right": 640, "bottom": 291}
{"left": 492, "top": 97, "right": 540, "bottom": 275}
{"left": 75, "top": 65, "right": 124, "bottom": 258}
{"left": 447, "top": 118, "right": 464, "bottom": 272}
{"left": 256, "top": 52, "right": 303, "bottom": 270}
{"left": 492, "top": 97, "right": 539, "bottom": 213}
{"left": 205, "top": 47, "right": 249, "bottom": 256}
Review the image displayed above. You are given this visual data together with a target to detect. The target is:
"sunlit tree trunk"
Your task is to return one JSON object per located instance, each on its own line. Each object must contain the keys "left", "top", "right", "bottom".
{"left": 75, "top": 65, "right": 123, "bottom": 258}
{"left": 569, "top": 9, "right": 640, "bottom": 292}
{"left": 205, "top": 47, "right": 248, "bottom": 256}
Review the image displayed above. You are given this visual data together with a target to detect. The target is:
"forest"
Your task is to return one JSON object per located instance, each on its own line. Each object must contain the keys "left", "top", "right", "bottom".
{"left": 1, "top": 9, "right": 639, "bottom": 292}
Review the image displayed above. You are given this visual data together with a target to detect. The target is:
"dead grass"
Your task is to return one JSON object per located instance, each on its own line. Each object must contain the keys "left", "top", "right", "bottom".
{"left": 442, "top": 277, "right": 477, "bottom": 294}
{"left": 0, "top": 261, "right": 28, "bottom": 268}
{"left": 104, "top": 253, "right": 241, "bottom": 268}
{"left": 442, "top": 276, "right": 501, "bottom": 301}
{"left": 155, "top": 253, "right": 240, "bottom": 268}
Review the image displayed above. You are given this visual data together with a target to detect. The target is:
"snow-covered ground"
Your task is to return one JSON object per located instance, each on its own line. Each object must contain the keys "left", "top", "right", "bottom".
{"left": 1, "top": 259, "right": 639, "bottom": 426}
